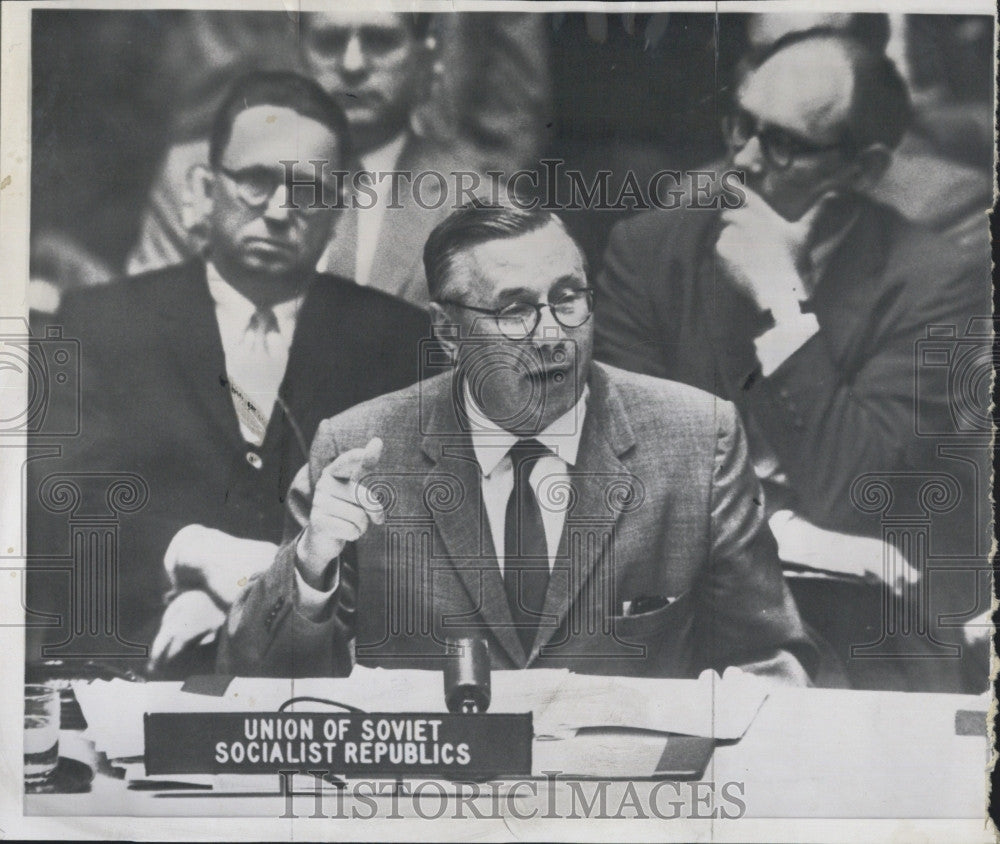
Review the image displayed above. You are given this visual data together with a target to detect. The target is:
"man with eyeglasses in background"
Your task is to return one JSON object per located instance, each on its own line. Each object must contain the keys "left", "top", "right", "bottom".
{"left": 594, "top": 29, "right": 988, "bottom": 692}
{"left": 126, "top": 10, "right": 535, "bottom": 308}
{"left": 28, "top": 72, "right": 432, "bottom": 677}
{"left": 218, "top": 200, "right": 816, "bottom": 683}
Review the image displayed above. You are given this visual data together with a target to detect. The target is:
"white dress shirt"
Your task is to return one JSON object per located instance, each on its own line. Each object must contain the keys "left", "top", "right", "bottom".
{"left": 205, "top": 262, "right": 303, "bottom": 445}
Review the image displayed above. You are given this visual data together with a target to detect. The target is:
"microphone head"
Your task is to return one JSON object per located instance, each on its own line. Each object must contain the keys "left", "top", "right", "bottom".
{"left": 443, "top": 637, "right": 491, "bottom": 714}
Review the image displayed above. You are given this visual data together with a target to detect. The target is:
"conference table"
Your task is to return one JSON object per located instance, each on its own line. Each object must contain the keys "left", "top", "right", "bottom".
{"left": 25, "top": 674, "right": 989, "bottom": 826}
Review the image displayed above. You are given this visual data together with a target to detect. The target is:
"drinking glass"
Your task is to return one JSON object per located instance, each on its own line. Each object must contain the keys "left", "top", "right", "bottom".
{"left": 24, "top": 684, "right": 60, "bottom": 785}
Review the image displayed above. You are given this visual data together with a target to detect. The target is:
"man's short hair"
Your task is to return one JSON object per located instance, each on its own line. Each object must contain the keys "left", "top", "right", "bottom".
{"left": 424, "top": 201, "right": 585, "bottom": 301}
{"left": 208, "top": 71, "right": 353, "bottom": 168}
{"left": 757, "top": 27, "right": 912, "bottom": 151}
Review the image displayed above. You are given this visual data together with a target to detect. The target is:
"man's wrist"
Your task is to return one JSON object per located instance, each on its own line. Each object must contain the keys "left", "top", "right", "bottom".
{"left": 754, "top": 312, "right": 820, "bottom": 376}
{"left": 295, "top": 532, "right": 338, "bottom": 591}
{"left": 293, "top": 533, "right": 341, "bottom": 621}
{"left": 756, "top": 262, "right": 807, "bottom": 321}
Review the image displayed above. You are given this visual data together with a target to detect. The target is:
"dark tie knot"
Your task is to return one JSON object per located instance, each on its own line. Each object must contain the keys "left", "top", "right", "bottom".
{"left": 249, "top": 308, "right": 279, "bottom": 335}
{"left": 508, "top": 438, "right": 549, "bottom": 475}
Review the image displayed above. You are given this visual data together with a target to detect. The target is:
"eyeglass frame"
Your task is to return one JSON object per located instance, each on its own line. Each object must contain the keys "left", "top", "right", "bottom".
{"left": 215, "top": 164, "right": 341, "bottom": 214}
{"left": 723, "top": 106, "right": 856, "bottom": 170}
{"left": 435, "top": 287, "right": 597, "bottom": 340}
{"left": 303, "top": 25, "right": 417, "bottom": 66}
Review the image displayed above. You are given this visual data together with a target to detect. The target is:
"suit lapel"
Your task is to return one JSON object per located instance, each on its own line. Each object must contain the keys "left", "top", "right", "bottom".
{"left": 157, "top": 261, "right": 244, "bottom": 447}
{"left": 320, "top": 199, "right": 358, "bottom": 280}
{"left": 808, "top": 200, "right": 892, "bottom": 366}
{"left": 419, "top": 379, "right": 525, "bottom": 667}
{"left": 528, "top": 364, "right": 636, "bottom": 663}
{"left": 366, "top": 137, "right": 442, "bottom": 303}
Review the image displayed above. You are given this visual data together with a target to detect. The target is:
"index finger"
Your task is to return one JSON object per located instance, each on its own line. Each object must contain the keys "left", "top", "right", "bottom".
{"left": 325, "top": 437, "right": 384, "bottom": 482}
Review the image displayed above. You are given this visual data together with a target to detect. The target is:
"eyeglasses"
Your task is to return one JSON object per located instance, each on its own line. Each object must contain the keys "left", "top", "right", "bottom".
{"left": 724, "top": 107, "right": 852, "bottom": 170}
{"left": 217, "top": 165, "right": 339, "bottom": 214}
{"left": 437, "top": 288, "right": 596, "bottom": 340}
{"left": 305, "top": 26, "right": 412, "bottom": 64}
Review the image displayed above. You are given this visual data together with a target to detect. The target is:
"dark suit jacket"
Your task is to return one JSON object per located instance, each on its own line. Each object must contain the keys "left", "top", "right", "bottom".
{"left": 595, "top": 197, "right": 988, "bottom": 536}
{"left": 27, "top": 260, "right": 432, "bottom": 654}
{"left": 218, "top": 363, "right": 816, "bottom": 681}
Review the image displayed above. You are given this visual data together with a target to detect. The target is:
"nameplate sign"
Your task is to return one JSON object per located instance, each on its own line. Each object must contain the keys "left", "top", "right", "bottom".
{"left": 144, "top": 712, "right": 532, "bottom": 777}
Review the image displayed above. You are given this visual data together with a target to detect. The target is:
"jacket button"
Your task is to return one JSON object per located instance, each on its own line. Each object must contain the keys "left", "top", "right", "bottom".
{"left": 246, "top": 451, "right": 263, "bottom": 470}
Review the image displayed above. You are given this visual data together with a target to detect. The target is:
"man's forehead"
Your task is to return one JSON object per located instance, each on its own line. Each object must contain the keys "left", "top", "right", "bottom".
{"left": 308, "top": 10, "right": 410, "bottom": 34}
{"left": 741, "top": 40, "right": 854, "bottom": 140}
{"left": 223, "top": 106, "right": 339, "bottom": 166}
{"left": 462, "top": 223, "right": 585, "bottom": 299}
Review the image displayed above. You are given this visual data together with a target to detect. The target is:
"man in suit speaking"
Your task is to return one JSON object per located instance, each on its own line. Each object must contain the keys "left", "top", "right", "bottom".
{"left": 219, "top": 200, "right": 815, "bottom": 682}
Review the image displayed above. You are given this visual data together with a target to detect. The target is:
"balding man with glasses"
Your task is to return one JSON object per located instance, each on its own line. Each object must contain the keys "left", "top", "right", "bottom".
{"left": 219, "top": 200, "right": 816, "bottom": 682}
{"left": 594, "top": 29, "right": 988, "bottom": 691}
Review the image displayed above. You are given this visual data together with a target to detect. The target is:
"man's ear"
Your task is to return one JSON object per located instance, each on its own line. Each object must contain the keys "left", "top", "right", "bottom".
{"left": 182, "top": 164, "right": 215, "bottom": 235}
{"left": 429, "top": 302, "right": 459, "bottom": 362}
{"left": 849, "top": 143, "right": 893, "bottom": 192}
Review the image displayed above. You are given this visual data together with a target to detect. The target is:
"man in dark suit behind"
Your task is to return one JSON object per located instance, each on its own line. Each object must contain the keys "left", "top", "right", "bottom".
{"left": 218, "top": 201, "right": 816, "bottom": 683}
{"left": 27, "top": 72, "right": 431, "bottom": 675}
{"left": 594, "top": 30, "right": 990, "bottom": 690}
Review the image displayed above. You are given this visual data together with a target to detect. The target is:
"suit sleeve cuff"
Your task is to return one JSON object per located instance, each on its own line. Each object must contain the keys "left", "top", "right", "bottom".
{"left": 292, "top": 532, "right": 340, "bottom": 621}
{"left": 754, "top": 312, "right": 820, "bottom": 377}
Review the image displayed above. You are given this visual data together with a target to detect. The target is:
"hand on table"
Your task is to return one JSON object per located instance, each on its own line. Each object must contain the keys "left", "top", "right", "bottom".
{"left": 148, "top": 590, "right": 226, "bottom": 674}
{"left": 296, "top": 437, "right": 386, "bottom": 590}
{"left": 769, "top": 510, "right": 920, "bottom": 598}
{"left": 164, "top": 525, "right": 277, "bottom": 608}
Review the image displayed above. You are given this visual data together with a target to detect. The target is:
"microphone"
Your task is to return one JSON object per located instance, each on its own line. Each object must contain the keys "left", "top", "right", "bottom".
{"left": 443, "top": 637, "right": 491, "bottom": 714}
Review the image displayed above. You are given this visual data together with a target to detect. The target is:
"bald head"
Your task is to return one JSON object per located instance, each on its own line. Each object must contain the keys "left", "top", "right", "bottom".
{"left": 748, "top": 28, "right": 911, "bottom": 151}
{"left": 742, "top": 38, "right": 855, "bottom": 147}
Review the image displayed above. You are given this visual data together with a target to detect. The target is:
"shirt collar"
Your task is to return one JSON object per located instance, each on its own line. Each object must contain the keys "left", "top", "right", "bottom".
{"left": 464, "top": 381, "right": 590, "bottom": 477}
{"left": 205, "top": 261, "right": 304, "bottom": 334}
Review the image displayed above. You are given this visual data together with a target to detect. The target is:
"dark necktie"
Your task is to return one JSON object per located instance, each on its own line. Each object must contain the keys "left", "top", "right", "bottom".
{"left": 503, "top": 438, "right": 551, "bottom": 655}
